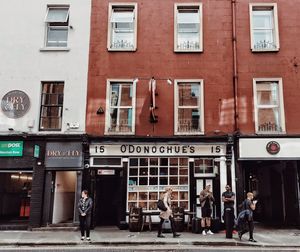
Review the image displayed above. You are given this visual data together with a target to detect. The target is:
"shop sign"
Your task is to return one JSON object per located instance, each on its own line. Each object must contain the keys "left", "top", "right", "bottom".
{"left": 45, "top": 142, "right": 82, "bottom": 167}
{"left": 97, "top": 169, "right": 115, "bottom": 175}
{"left": 34, "top": 145, "right": 40, "bottom": 158}
{"left": 1, "top": 90, "right": 30, "bottom": 118}
{"left": 239, "top": 138, "right": 300, "bottom": 159}
{"left": 0, "top": 141, "right": 23, "bottom": 157}
{"left": 90, "top": 144, "right": 226, "bottom": 156}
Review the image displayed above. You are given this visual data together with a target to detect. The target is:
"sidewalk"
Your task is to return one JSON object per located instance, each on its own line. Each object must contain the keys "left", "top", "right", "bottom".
{"left": 0, "top": 225, "right": 299, "bottom": 248}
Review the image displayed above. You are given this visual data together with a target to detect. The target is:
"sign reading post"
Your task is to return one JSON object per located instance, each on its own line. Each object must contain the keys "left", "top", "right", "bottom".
{"left": 0, "top": 141, "right": 23, "bottom": 157}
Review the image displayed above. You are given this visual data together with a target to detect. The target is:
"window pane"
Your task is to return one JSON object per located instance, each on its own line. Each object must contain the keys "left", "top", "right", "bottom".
{"left": 178, "top": 108, "right": 201, "bottom": 132}
{"left": 178, "top": 83, "right": 200, "bottom": 106}
{"left": 47, "top": 27, "right": 68, "bottom": 47}
{"left": 46, "top": 8, "right": 69, "bottom": 23}
{"left": 253, "top": 10, "right": 273, "bottom": 29}
{"left": 110, "top": 83, "right": 132, "bottom": 106}
{"left": 253, "top": 30, "right": 275, "bottom": 50}
{"left": 40, "top": 117, "right": 61, "bottom": 130}
{"left": 41, "top": 106, "right": 62, "bottom": 117}
{"left": 257, "top": 82, "right": 279, "bottom": 105}
{"left": 109, "top": 108, "right": 132, "bottom": 132}
{"left": 258, "top": 108, "right": 281, "bottom": 132}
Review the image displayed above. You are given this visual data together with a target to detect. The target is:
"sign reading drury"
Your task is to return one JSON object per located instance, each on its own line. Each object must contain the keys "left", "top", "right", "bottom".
{"left": 1, "top": 90, "right": 30, "bottom": 118}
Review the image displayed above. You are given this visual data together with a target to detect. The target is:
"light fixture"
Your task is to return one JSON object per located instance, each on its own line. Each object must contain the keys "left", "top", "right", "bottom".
{"left": 8, "top": 128, "right": 14, "bottom": 131}
{"left": 167, "top": 78, "right": 173, "bottom": 85}
{"left": 133, "top": 78, "right": 139, "bottom": 83}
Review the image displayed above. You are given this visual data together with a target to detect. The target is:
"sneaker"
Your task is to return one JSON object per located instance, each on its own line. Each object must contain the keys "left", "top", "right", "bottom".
{"left": 81, "top": 236, "right": 85, "bottom": 241}
{"left": 173, "top": 233, "right": 181, "bottom": 238}
{"left": 86, "top": 237, "right": 91, "bottom": 242}
{"left": 249, "top": 238, "right": 257, "bottom": 242}
{"left": 207, "top": 230, "right": 214, "bottom": 235}
{"left": 157, "top": 234, "right": 165, "bottom": 238}
{"left": 202, "top": 230, "right": 206, "bottom": 235}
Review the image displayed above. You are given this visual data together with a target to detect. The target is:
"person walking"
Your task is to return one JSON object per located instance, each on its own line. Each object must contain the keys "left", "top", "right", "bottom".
{"left": 78, "top": 190, "right": 93, "bottom": 241}
{"left": 222, "top": 185, "right": 235, "bottom": 233}
{"left": 238, "top": 192, "right": 257, "bottom": 242}
{"left": 157, "top": 187, "right": 181, "bottom": 238}
{"left": 199, "top": 184, "right": 215, "bottom": 235}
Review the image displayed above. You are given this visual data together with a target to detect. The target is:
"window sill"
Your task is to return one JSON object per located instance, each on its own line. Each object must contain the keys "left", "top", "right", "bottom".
{"left": 174, "top": 132, "right": 205, "bottom": 136}
{"left": 251, "top": 48, "right": 279, "bottom": 53}
{"left": 40, "top": 47, "right": 70, "bottom": 52}
{"left": 255, "top": 131, "right": 286, "bottom": 135}
{"left": 104, "top": 132, "right": 135, "bottom": 136}
{"left": 174, "top": 49, "right": 203, "bottom": 53}
{"left": 107, "top": 48, "right": 137, "bottom": 52}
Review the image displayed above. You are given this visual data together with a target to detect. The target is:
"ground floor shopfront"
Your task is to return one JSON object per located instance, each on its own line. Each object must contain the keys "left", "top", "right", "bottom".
{"left": 238, "top": 137, "right": 300, "bottom": 227}
{"left": 88, "top": 139, "right": 235, "bottom": 228}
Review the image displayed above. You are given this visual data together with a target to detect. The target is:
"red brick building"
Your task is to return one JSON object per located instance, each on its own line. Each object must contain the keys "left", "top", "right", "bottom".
{"left": 86, "top": 0, "right": 300, "bottom": 228}
{"left": 235, "top": 0, "right": 300, "bottom": 226}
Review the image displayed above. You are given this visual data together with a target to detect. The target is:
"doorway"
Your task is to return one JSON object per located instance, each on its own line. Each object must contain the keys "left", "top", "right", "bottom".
{"left": 95, "top": 170, "right": 122, "bottom": 226}
{"left": 52, "top": 171, "right": 76, "bottom": 224}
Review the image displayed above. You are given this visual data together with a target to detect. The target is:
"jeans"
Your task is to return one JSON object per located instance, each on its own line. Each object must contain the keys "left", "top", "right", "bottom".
{"left": 79, "top": 214, "right": 91, "bottom": 237}
{"left": 240, "top": 219, "right": 254, "bottom": 239}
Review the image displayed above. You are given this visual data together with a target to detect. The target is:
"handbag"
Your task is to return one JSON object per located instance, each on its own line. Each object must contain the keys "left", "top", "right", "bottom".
{"left": 157, "top": 199, "right": 167, "bottom": 211}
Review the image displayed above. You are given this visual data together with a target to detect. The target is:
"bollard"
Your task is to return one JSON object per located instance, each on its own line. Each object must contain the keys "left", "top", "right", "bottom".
{"left": 225, "top": 207, "right": 233, "bottom": 238}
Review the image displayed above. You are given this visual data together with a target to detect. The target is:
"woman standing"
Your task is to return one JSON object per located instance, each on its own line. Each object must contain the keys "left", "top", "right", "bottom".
{"left": 157, "top": 187, "right": 181, "bottom": 238}
{"left": 78, "top": 190, "right": 93, "bottom": 241}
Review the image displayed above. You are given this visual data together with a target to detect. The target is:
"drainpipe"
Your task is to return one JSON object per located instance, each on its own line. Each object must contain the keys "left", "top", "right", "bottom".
{"left": 232, "top": 0, "right": 239, "bottom": 132}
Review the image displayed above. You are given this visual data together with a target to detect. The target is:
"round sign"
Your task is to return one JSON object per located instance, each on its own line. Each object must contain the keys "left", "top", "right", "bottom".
{"left": 266, "top": 141, "right": 280, "bottom": 155}
{"left": 1, "top": 90, "right": 30, "bottom": 118}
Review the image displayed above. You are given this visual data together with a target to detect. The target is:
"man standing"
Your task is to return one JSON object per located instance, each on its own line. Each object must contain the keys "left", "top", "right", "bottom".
{"left": 222, "top": 185, "right": 235, "bottom": 235}
{"left": 199, "top": 184, "right": 215, "bottom": 235}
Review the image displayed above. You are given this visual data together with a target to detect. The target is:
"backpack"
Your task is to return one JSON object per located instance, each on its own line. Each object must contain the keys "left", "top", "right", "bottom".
{"left": 157, "top": 199, "right": 167, "bottom": 211}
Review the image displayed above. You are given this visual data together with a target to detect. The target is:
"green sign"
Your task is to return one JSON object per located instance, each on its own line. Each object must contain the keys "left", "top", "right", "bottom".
{"left": 0, "top": 141, "right": 23, "bottom": 157}
{"left": 34, "top": 145, "right": 40, "bottom": 158}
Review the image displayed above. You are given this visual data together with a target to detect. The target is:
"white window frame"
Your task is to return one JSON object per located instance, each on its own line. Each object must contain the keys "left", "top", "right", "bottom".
{"left": 105, "top": 79, "right": 136, "bottom": 135}
{"left": 107, "top": 3, "right": 138, "bottom": 51}
{"left": 44, "top": 5, "right": 70, "bottom": 49}
{"left": 174, "top": 3, "right": 203, "bottom": 52}
{"left": 253, "top": 78, "right": 285, "bottom": 134}
{"left": 249, "top": 3, "right": 280, "bottom": 52}
{"left": 174, "top": 79, "right": 204, "bottom": 135}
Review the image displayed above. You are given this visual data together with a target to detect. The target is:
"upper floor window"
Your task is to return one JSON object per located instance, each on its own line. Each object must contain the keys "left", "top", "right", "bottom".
{"left": 105, "top": 80, "right": 136, "bottom": 135}
{"left": 174, "top": 80, "right": 204, "bottom": 135}
{"left": 45, "top": 6, "right": 69, "bottom": 47}
{"left": 253, "top": 78, "right": 285, "bottom": 134}
{"left": 107, "top": 3, "right": 137, "bottom": 51}
{"left": 174, "top": 3, "right": 202, "bottom": 52}
{"left": 39, "top": 82, "right": 64, "bottom": 131}
{"left": 250, "top": 3, "right": 279, "bottom": 52}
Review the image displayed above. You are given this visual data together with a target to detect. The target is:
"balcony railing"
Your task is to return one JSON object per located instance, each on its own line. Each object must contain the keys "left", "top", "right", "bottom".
{"left": 254, "top": 40, "right": 277, "bottom": 50}
{"left": 177, "top": 41, "right": 200, "bottom": 51}
{"left": 111, "top": 40, "right": 134, "bottom": 49}
{"left": 258, "top": 122, "right": 282, "bottom": 132}
{"left": 108, "top": 120, "right": 132, "bottom": 133}
{"left": 177, "top": 119, "right": 201, "bottom": 133}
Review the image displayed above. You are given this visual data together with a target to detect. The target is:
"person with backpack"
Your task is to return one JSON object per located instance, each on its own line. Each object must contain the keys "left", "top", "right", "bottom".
{"left": 237, "top": 192, "right": 257, "bottom": 242}
{"left": 78, "top": 190, "right": 93, "bottom": 241}
{"left": 157, "top": 187, "right": 181, "bottom": 238}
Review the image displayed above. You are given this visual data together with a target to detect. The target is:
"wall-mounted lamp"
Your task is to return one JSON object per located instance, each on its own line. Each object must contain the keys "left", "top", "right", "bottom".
{"left": 8, "top": 128, "right": 14, "bottom": 131}
{"left": 96, "top": 107, "right": 104, "bottom": 115}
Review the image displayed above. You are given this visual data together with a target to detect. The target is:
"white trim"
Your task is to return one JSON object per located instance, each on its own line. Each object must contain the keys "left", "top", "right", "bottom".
{"left": 252, "top": 78, "right": 286, "bottom": 134}
{"left": 104, "top": 79, "right": 136, "bottom": 135}
{"left": 174, "top": 3, "right": 203, "bottom": 52}
{"left": 107, "top": 3, "right": 138, "bottom": 51}
{"left": 249, "top": 3, "right": 280, "bottom": 52}
{"left": 174, "top": 79, "right": 204, "bottom": 135}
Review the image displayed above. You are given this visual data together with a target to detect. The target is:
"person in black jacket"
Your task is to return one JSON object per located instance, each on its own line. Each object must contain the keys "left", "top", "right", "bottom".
{"left": 78, "top": 190, "right": 93, "bottom": 241}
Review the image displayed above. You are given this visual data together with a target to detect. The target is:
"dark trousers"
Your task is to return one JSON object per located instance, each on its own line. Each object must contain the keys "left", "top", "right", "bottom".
{"left": 240, "top": 219, "right": 254, "bottom": 239}
{"left": 79, "top": 214, "right": 91, "bottom": 237}
{"left": 157, "top": 216, "right": 176, "bottom": 235}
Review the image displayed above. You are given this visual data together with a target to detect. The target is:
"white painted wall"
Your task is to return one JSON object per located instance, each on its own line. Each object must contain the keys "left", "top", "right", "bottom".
{"left": 52, "top": 171, "right": 76, "bottom": 224}
{"left": 0, "top": 0, "right": 91, "bottom": 134}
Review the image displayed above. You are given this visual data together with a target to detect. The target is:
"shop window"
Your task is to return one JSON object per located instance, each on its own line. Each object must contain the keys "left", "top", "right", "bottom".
{"left": 253, "top": 78, "right": 285, "bottom": 134}
{"left": 127, "top": 157, "right": 189, "bottom": 211}
{"left": 194, "top": 158, "right": 215, "bottom": 176}
{"left": 250, "top": 3, "right": 279, "bottom": 52}
{"left": 44, "top": 6, "right": 69, "bottom": 48}
{"left": 105, "top": 79, "right": 136, "bottom": 135}
{"left": 108, "top": 3, "right": 137, "bottom": 51}
{"left": 39, "top": 82, "right": 64, "bottom": 131}
{"left": 174, "top": 3, "right": 203, "bottom": 52}
{"left": 174, "top": 80, "right": 204, "bottom": 135}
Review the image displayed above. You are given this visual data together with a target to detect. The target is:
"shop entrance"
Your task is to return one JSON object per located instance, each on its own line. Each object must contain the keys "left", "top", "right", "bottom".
{"left": 52, "top": 171, "right": 77, "bottom": 224}
{"left": 95, "top": 169, "right": 122, "bottom": 226}
{"left": 244, "top": 160, "right": 300, "bottom": 226}
{"left": 0, "top": 171, "right": 32, "bottom": 224}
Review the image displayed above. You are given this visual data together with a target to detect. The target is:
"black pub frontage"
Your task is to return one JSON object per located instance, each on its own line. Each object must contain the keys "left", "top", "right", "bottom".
{"left": 87, "top": 138, "right": 235, "bottom": 228}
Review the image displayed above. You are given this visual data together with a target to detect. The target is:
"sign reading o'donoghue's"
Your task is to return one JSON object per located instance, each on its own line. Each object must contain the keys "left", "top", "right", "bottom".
{"left": 0, "top": 141, "right": 23, "bottom": 157}
{"left": 45, "top": 142, "right": 83, "bottom": 168}
{"left": 90, "top": 143, "right": 226, "bottom": 156}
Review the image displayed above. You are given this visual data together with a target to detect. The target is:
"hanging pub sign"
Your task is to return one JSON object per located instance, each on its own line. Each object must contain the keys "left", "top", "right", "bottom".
{"left": 1, "top": 90, "right": 30, "bottom": 118}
